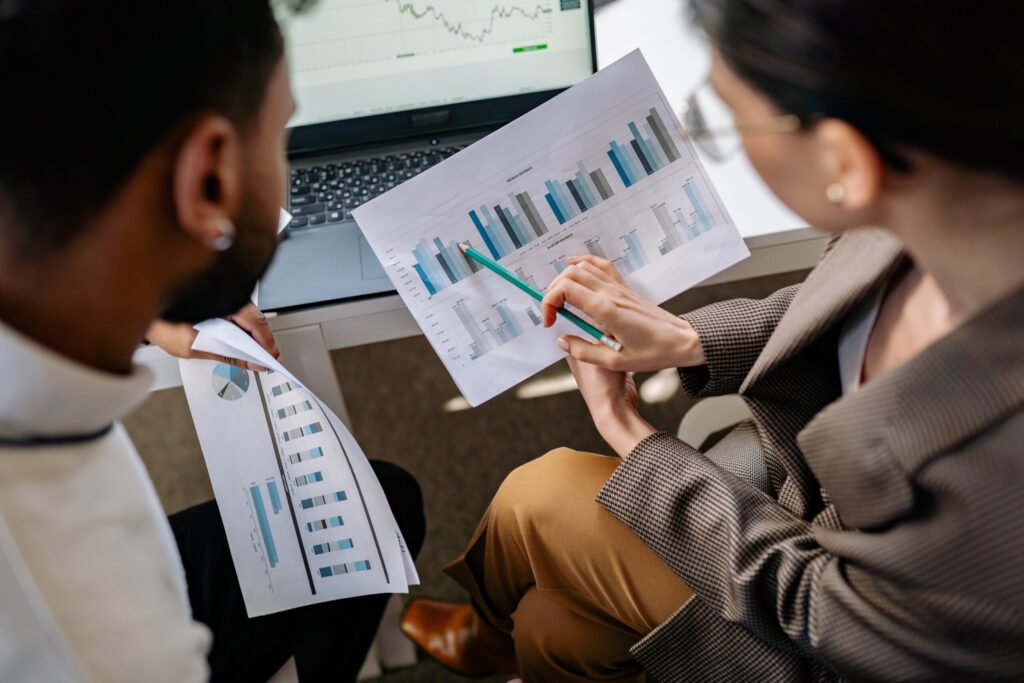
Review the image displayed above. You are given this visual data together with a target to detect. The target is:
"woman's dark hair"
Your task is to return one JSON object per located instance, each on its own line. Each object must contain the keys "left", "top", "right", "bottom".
{"left": 689, "top": 0, "right": 1024, "bottom": 181}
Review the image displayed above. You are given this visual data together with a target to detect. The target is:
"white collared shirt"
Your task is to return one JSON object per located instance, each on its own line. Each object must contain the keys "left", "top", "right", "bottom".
{"left": 0, "top": 320, "right": 211, "bottom": 682}
{"left": 838, "top": 282, "right": 887, "bottom": 395}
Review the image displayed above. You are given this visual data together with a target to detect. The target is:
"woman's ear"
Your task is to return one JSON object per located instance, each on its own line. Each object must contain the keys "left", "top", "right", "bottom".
{"left": 171, "top": 115, "right": 243, "bottom": 251}
{"left": 815, "top": 118, "right": 885, "bottom": 211}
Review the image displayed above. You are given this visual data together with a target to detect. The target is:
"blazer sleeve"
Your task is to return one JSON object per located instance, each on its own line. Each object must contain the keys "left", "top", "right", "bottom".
{"left": 679, "top": 284, "right": 801, "bottom": 398}
{"left": 596, "top": 432, "right": 1021, "bottom": 679}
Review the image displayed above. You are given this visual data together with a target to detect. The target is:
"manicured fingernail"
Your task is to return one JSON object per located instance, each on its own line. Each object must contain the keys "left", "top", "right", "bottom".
{"left": 557, "top": 337, "right": 569, "bottom": 351}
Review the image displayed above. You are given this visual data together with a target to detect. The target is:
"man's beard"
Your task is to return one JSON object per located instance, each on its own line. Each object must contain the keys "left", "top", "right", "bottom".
{"left": 160, "top": 201, "right": 279, "bottom": 324}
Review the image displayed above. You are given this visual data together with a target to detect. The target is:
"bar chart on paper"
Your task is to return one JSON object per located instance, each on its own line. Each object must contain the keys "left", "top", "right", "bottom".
{"left": 355, "top": 51, "right": 749, "bottom": 405}
{"left": 182, "top": 358, "right": 409, "bottom": 616}
{"left": 181, "top": 322, "right": 417, "bottom": 619}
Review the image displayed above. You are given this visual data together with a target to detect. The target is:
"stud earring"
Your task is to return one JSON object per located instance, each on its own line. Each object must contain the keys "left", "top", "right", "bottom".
{"left": 208, "top": 218, "right": 236, "bottom": 252}
{"left": 826, "top": 182, "right": 846, "bottom": 205}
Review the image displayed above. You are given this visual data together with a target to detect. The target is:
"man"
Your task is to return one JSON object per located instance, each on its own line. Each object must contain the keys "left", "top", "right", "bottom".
{"left": 0, "top": 1, "right": 424, "bottom": 680}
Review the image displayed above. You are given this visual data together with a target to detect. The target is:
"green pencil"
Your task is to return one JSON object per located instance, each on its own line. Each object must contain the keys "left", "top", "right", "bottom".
{"left": 458, "top": 242, "right": 622, "bottom": 352}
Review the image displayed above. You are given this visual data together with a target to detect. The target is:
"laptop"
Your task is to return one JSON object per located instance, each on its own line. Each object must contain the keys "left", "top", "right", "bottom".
{"left": 258, "top": 0, "right": 597, "bottom": 312}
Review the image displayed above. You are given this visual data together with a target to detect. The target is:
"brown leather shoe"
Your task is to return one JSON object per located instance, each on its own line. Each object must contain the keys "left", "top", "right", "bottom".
{"left": 400, "top": 599, "right": 518, "bottom": 676}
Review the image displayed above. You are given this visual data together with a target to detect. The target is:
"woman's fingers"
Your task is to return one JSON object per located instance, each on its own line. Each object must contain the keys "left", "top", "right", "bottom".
{"left": 540, "top": 276, "right": 608, "bottom": 326}
{"left": 567, "top": 254, "right": 625, "bottom": 283}
{"left": 557, "top": 335, "right": 623, "bottom": 370}
{"left": 541, "top": 263, "right": 619, "bottom": 326}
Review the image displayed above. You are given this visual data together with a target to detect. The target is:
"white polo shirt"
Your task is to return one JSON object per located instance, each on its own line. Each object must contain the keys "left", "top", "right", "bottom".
{"left": 0, "top": 319, "right": 211, "bottom": 682}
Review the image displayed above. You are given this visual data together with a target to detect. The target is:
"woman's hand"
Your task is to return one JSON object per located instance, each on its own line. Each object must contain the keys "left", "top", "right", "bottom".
{"left": 567, "top": 355, "right": 656, "bottom": 458}
{"left": 145, "top": 302, "right": 280, "bottom": 371}
{"left": 541, "top": 255, "right": 705, "bottom": 372}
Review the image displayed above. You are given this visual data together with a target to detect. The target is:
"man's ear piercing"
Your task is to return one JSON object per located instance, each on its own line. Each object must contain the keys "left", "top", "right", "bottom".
{"left": 208, "top": 218, "right": 236, "bottom": 252}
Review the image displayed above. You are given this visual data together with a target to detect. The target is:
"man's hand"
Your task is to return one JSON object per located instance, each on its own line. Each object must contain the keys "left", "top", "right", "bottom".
{"left": 565, "top": 353, "right": 657, "bottom": 459}
{"left": 146, "top": 303, "right": 280, "bottom": 371}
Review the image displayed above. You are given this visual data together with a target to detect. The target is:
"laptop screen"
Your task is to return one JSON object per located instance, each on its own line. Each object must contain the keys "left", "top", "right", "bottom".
{"left": 280, "top": 0, "right": 595, "bottom": 128}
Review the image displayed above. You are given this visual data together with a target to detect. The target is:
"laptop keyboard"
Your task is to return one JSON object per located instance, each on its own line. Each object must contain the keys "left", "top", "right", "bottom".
{"left": 286, "top": 145, "right": 465, "bottom": 229}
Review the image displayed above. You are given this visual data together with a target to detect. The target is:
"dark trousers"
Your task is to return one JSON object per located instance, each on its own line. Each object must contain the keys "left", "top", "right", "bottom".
{"left": 170, "top": 461, "right": 426, "bottom": 683}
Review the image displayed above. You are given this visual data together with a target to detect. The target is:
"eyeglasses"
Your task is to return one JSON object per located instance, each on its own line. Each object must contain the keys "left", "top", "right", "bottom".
{"left": 679, "top": 80, "right": 802, "bottom": 161}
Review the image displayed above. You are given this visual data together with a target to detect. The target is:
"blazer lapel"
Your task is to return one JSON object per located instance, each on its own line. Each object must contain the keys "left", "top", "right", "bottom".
{"left": 797, "top": 281, "right": 1024, "bottom": 528}
{"left": 741, "top": 228, "right": 906, "bottom": 393}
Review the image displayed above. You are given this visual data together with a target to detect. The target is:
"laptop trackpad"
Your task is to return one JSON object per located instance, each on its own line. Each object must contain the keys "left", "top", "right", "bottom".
{"left": 258, "top": 222, "right": 394, "bottom": 311}
{"left": 359, "top": 235, "right": 387, "bottom": 280}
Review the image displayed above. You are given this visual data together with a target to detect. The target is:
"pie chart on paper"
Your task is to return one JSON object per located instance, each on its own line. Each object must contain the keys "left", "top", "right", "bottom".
{"left": 211, "top": 363, "right": 250, "bottom": 401}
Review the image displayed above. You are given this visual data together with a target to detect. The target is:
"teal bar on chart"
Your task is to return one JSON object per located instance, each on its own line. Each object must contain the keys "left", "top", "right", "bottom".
{"left": 312, "top": 538, "right": 354, "bottom": 555}
{"left": 249, "top": 485, "right": 278, "bottom": 567}
{"left": 266, "top": 480, "right": 282, "bottom": 515}
{"left": 283, "top": 422, "right": 323, "bottom": 442}
{"left": 294, "top": 471, "right": 324, "bottom": 487}
{"left": 496, "top": 304, "right": 522, "bottom": 338}
{"left": 499, "top": 207, "right": 530, "bottom": 248}
{"left": 610, "top": 140, "right": 641, "bottom": 185}
{"left": 574, "top": 162, "right": 600, "bottom": 207}
{"left": 507, "top": 208, "right": 534, "bottom": 246}
{"left": 643, "top": 122, "right": 669, "bottom": 168}
{"left": 623, "top": 233, "right": 650, "bottom": 268}
{"left": 553, "top": 181, "right": 578, "bottom": 219}
{"left": 481, "top": 206, "right": 515, "bottom": 255}
{"left": 413, "top": 239, "right": 450, "bottom": 293}
{"left": 288, "top": 447, "right": 324, "bottom": 464}
{"left": 629, "top": 122, "right": 662, "bottom": 172}
{"left": 277, "top": 400, "right": 312, "bottom": 419}
{"left": 300, "top": 490, "right": 347, "bottom": 509}
{"left": 271, "top": 381, "right": 295, "bottom": 397}
{"left": 307, "top": 515, "right": 344, "bottom": 532}
{"left": 319, "top": 560, "right": 372, "bottom": 577}
{"left": 543, "top": 180, "right": 574, "bottom": 222}
{"left": 685, "top": 184, "right": 713, "bottom": 232}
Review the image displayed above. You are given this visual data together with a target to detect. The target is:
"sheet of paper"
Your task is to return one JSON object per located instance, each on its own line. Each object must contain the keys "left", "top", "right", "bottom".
{"left": 179, "top": 319, "right": 417, "bottom": 618}
{"left": 353, "top": 50, "right": 749, "bottom": 406}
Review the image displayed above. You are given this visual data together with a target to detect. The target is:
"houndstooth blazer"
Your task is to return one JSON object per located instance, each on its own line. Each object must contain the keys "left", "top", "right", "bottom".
{"left": 597, "top": 228, "right": 1024, "bottom": 681}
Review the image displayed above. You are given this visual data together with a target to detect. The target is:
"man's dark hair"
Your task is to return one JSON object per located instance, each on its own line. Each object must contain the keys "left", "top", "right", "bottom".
{"left": 689, "top": 0, "right": 1024, "bottom": 182}
{"left": 0, "top": 0, "right": 304, "bottom": 255}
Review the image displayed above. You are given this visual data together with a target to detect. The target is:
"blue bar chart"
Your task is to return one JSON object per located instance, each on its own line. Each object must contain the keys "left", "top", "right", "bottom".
{"left": 283, "top": 422, "right": 323, "bottom": 442}
{"left": 277, "top": 400, "right": 313, "bottom": 419}
{"left": 312, "top": 538, "right": 354, "bottom": 555}
{"left": 250, "top": 485, "right": 279, "bottom": 568}
{"left": 271, "top": 381, "right": 296, "bottom": 397}
{"left": 545, "top": 161, "right": 617, "bottom": 225}
{"left": 654, "top": 179, "right": 716, "bottom": 256}
{"left": 405, "top": 108, "right": 695, "bottom": 301}
{"left": 453, "top": 298, "right": 543, "bottom": 361}
{"left": 618, "top": 229, "right": 651, "bottom": 275}
{"left": 607, "top": 108, "right": 681, "bottom": 188}
{"left": 300, "top": 491, "right": 348, "bottom": 509}
{"left": 319, "top": 560, "right": 371, "bottom": 578}
{"left": 307, "top": 515, "right": 345, "bottom": 532}
{"left": 287, "top": 446, "right": 324, "bottom": 464}
{"left": 412, "top": 237, "right": 484, "bottom": 294}
{"left": 470, "top": 192, "right": 550, "bottom": 260}
{"left": 294, "top": 471, "right": 324, "bottom": 487}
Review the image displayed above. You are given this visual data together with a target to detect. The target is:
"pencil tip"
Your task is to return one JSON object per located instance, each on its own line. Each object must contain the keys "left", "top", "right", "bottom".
{"left": 458, "top": 242, "right": 469, "bottom": 252}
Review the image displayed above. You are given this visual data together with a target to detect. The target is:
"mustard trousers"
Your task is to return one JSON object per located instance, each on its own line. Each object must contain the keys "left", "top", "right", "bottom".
{"left": 444, "top": 448, "right": 693, "bottom": 682}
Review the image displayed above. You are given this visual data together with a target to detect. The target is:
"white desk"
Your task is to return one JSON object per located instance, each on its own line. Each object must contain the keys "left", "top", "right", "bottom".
{"left": 137, "top": 0, "right": 826, "bottom": 416}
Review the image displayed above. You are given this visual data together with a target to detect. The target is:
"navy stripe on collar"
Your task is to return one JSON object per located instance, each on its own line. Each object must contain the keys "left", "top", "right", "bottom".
{"left": 0, "top": 423, "right": 114, "bottom": 448}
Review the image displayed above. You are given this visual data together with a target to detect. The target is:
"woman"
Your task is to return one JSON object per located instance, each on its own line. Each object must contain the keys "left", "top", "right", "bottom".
{"left": 401, "top": 0, "right": 1024, "bottom": 680}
